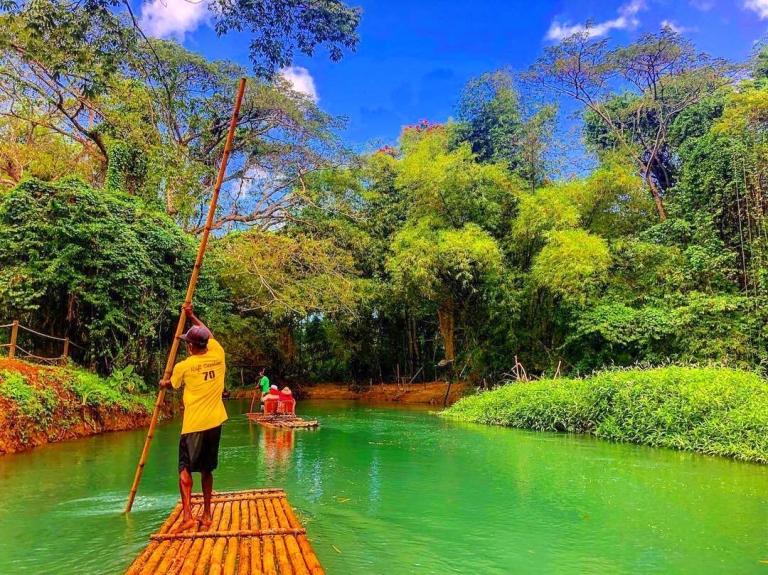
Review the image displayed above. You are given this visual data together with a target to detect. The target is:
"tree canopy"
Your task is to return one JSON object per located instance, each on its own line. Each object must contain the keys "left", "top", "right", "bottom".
{"left": 1, "top": 0, "right": 361, "bottom": 78}
{"left": 0, "top": 11, "right": 765, "bottom": 387}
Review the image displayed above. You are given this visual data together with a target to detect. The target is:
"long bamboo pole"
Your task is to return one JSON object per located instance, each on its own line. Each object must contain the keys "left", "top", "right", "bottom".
{"left": 126, "top": 78, "right": 247, "bottom": 513}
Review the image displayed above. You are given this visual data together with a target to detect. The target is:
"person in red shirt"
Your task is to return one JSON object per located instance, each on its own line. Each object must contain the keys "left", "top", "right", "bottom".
{"left": 278, "top": 387, "right": 294, "bottom": 415}
{"left": 262, "top": 385, "right": 280, "bottom": 414}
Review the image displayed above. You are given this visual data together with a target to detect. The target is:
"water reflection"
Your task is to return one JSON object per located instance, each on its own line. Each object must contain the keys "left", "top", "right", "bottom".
{"left": 260, "top": 427, "right": 295, "bottom": 469}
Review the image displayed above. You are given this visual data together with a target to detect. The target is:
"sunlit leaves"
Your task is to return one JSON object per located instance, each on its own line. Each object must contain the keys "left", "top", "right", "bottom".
{"left": 531, "top": 229, "right": 611, "bottom": 305}
{"left": 214, "top": 231, "right": 365, "bottom": 317}
{"left": 4, "top": 0, "right": 361, "bottom": 78}
{"left": 212, "top": 0, "right": 361, "bottom": 77}
{"left": 389, "top": 221, "right": 502, "bottom": 302}
{"left": 397, "top": 128, "right": 518, "bottom": 234}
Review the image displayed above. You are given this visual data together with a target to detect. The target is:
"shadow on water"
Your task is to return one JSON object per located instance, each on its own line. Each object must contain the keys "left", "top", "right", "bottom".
{"left": 0, "top": 399, "right": 766, "bottom": 574}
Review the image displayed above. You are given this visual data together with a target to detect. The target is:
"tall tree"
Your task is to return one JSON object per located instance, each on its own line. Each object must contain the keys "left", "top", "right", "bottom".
{"left": 456, "top": 70, "right": 523, "bottom": 167}
{"left": 390, "top": 126, "right": 514, "bottom": 362}
{"left": 0, "top": 7, "right": 350, "bottom": 231}
{"left": 456, "top": 69, "right": 556, "bottom": 190}
{"left": 526, "top": 27, "right": 732, "bottom": 220}
{"left": 0, "top": 177, "right": 220, "bottom": 374}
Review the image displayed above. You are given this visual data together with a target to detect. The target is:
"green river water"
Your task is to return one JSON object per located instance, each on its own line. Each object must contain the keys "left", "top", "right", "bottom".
{"left": 0, "top": 400, "right": 766, "bottom": 574}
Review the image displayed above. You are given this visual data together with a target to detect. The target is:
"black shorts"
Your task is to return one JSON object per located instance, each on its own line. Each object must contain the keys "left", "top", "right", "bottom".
{"left": 178, "top": 425, "right": 222, "bottom": 474}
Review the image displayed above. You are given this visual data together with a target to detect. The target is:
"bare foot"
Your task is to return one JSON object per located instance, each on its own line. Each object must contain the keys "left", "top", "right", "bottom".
{"left": 173, "top": 518, "right": 197, "bottom": 534}
{"left": 196, "top": 513, "right": 213, "bottom": 530}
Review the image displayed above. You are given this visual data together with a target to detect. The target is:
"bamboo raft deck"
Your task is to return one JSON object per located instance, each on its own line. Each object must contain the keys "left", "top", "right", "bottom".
{"left": 126, "top": 488, "right": 324, "bottom": 575}
{"left": 246, "top": 413, "right": 320, "bottom": 429}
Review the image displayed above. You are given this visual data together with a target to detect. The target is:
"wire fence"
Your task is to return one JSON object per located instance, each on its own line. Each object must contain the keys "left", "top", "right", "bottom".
{"left": 0, "top": 320, "right": 82, "bottom": 365}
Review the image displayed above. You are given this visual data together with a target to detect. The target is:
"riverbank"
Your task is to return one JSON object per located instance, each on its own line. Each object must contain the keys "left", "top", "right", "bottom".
{"left": 234, "top": 381, "right": 469, "bottom": 405}
{"left": 0, "top": 359, "right": 177, "bottom": 455}
{"left": 442, "top": 366, "right": 768, "bottom": 464}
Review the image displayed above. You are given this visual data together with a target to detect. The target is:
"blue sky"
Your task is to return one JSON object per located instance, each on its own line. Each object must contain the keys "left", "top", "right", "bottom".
{"left": 141, "top": 0, "right": 767, "bottom": 146}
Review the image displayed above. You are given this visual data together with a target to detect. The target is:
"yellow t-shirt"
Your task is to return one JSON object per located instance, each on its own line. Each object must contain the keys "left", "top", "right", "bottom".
{"left": 171, "top": 338, "right": 228, "bottom": 434}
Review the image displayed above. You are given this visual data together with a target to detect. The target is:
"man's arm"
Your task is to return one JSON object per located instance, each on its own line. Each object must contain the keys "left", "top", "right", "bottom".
{"left": 160, "top": 363, "right": 186, "bottom": 389}
{"left": 182, "top": 303, "right": 213, "bottom": 337}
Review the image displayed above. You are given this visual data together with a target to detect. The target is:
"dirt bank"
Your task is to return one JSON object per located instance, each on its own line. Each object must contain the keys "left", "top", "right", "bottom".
{"left": 235, "top": 381, "right": 470, "bottom": 406}
{"left": 0, "top": 359, "right": 178, "bottom": 456}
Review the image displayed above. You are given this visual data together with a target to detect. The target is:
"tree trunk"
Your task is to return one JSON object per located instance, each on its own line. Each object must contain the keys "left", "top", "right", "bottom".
{"left": 646, "top": 171, "right": 667, "bottom": 221}
{"left": 278, "top": 325, "right": 297, "bottom": 364}
{"left": 411, "top": 316, "right": 420, "bottom": 380}
{"left": 437, "top": 298, "right": 455, "bottom": 361}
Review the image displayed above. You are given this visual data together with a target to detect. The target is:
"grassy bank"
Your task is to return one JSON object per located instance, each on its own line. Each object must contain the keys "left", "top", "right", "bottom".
{"left": 442, "top": 367, "right": 768, "bottom": 464}
{"left": 0, "top": 359, "right": 175, "bottom": 455}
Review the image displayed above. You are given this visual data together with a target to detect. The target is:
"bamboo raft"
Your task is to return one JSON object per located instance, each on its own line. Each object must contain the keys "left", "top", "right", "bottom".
{"left": 126, "top": 488, "right": 325, "bottom": 575}
{"left": 246, "top": 413, "right": 320, "bottom": 429}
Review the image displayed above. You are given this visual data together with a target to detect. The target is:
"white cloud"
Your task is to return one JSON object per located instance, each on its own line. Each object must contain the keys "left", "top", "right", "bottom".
{"left": 690, "top": 0, "right": 714, "bottom": 10}
{"left": 279, "top": 66, "right": 319, "bottom": 103}
{"left": 660, "top": 19, "right": 698, "bottom": 33}
{"left": 745, "top": 0, "right": 768, "bottom": 19}
{"left": 234, "top": 166, "right": 269, "bottom": 197}
{"left": 545, "top": 0, "right": 647, "bottom": 41}
{"left": 140, "top": 0, "right": 210, "bottom": 39}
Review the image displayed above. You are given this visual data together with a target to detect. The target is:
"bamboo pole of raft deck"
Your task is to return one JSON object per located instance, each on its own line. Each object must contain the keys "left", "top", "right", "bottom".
{"left": 163, "top": 505, "right": 202, "bottom": 575}
{"left": 187, "top": 493, "right": 286, "bottom": 504}
{"left": 258, "top": 500, "right": 277, "bottom": 574}
{"left": 182, "top": 503, "right": 224, "bottom": 575}
{"left": 275, "top": 496, "right": 309, "bottom": 575}
{"left": 274, "top": 535, "right": 292, "bottom": 575}
{"left": 249, "top": 500, "right": 263, "bottom": 574}
{"left": 125, "top": 77, "right": 247, "bottom": 513}
{"left": 237, "top": 499, "right": 250, "bottom": 575}
{"left": 200, "top": 502, "right": 231, "bottom": 575}
{"left": 278, "top": 499, "right": 324, "bottom": 575}
{"left": 169, "top": 501, "right": 210, "bottom": 575}
{"left": 263, "top": 537, "right": 277, "bottom": 575}
{"left": 190, "top": 487, "right": 285, "bottom": 498}
{"left": 126, "top": 503, "right": 191, "bottom": 575}
{"left": 155, "top": 506, "right": 202, "bottom": 575}
{"left": 152, "top": 527, "right": 307, "bottom": 541}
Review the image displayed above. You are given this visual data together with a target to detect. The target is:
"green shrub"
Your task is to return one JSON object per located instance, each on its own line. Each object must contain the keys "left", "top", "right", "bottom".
{"left": 442, "top": 367, "right": 768, "bottom": 463}
{"left": 0, "top": 365, "right": 154, "bottom": 416}
{"left": 0, "top": 370, "right": 57, "bottom": 425}
{"left": 0, "top": 371, "right": 37, "bottom": 408}
{"left": 72, "top": 370, "right": 152, "bottom": 413}
{"left": 107, "top": 365, "right": 147, "bottom": 394}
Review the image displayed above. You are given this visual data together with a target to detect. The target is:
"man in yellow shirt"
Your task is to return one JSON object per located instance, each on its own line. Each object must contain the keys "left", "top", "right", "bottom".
{"left": 162, "top": 303, "right": 228, "bottom": 533}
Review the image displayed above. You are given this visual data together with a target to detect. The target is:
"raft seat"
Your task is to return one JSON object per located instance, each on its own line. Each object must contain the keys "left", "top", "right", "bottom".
{"left": 263, "top": 398, "right": 295, "bottom": 415}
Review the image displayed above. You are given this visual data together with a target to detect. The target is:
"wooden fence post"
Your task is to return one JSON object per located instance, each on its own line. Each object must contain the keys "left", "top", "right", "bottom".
{"left": 62, "top": 337, "right": 70, "bottom": 363}
{"left": 8, "top": 320, "right": 18, "bottom": 360}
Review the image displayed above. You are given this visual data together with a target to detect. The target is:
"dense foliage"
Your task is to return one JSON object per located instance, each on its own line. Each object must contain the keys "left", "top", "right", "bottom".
{"left": 285, "top": 51, "right": 766, "bottom": 381}
{"left": 0, "top": 2, "right": 765, "bottom": 393}
{"left": 0, "top": 178, "right": 220, "bottom": 374}
{"left": 0, "top": 2, "right": 351, "bottom": 231}
{"left": 281, "top": 37, "right": 767, "bottom": 383}
{"left": 442, "top": 367, "right": 768, "bottom": 463}
{"left": 0, "top": 0, "right": 361, "bottom": 78}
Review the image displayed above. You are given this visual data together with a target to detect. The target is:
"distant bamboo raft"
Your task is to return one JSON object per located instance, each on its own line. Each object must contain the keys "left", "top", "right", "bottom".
{"left": 246, "top": 413, "right": 320, "bottom": 429}
{"left": 125, "top": 488, "right": 325, "bottom": 574}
